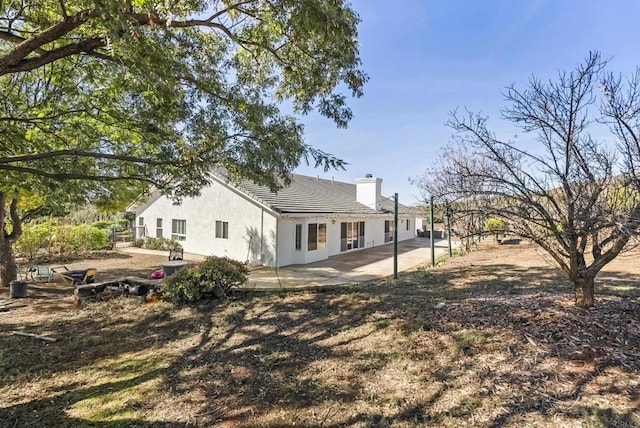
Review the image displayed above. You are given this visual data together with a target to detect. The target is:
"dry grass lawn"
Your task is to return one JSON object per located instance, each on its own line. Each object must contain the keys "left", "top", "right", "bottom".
{"left": 0, "top": 244, "right": 638, "bottom": 427}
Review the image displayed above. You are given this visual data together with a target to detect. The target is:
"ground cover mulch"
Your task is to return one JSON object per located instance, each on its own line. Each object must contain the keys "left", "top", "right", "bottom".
{"left": 0, "top": 244, "right": 638, "bottom": 427}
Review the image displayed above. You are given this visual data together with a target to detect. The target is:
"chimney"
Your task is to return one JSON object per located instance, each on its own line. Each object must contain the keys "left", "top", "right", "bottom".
{"left": 356, "top": 175, "right": 382, "bottom": 210}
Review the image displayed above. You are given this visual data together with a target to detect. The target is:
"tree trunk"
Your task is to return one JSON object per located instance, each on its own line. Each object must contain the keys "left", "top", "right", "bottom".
{"left": 0, "top": 238, "right": 17, "bottom": 287}
{"left": 574, "top": 275, "right": 595, "bottom": 308}
{"left": 0, "top": 190, "right": 22, "bottom": 287}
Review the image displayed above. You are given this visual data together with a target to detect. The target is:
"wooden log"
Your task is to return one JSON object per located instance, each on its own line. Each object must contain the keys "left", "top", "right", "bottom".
{"left": 0, "top": 304, "right": 27, "bottom": 312}
{"left": 11, "top": 331, "right": 57, "bottom": 342}
{"left": 74, "top": 282, "right": 110, "bottom": 298}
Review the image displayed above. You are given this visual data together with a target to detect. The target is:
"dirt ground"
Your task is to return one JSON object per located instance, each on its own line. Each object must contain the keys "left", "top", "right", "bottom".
{"left": 8, "top": 251, "right": 170, "bottom": 316}
{"left": 0, "top": 243, "right": 638, "bottom": 427}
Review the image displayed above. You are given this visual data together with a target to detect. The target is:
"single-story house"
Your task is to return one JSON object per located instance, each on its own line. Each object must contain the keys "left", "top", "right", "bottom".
{"left": 133, "top": 172, "right": 415, "bottom": 267}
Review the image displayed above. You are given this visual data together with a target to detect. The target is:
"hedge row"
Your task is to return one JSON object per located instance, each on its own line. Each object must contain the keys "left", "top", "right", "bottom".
{"left": 15, "top": 223, "right": 108, "bottom": 261}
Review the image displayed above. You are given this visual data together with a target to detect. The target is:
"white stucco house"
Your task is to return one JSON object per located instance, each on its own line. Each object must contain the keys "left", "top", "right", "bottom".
{"left": 132, "top": 172, "right": 415, "bottom": 267}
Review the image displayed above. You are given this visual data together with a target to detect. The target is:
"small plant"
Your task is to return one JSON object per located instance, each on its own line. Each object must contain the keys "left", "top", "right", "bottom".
{"left": 144, "top": 237, "right": 165, "bottom": 250}
{"left": 143, "top": 237, "right": 182, "bottom": 251}
{"left": 162, "top": 256, "right": 249, "bottom": 303}
{"left": 130, "top": 238, "right": 144, "bottom": 248}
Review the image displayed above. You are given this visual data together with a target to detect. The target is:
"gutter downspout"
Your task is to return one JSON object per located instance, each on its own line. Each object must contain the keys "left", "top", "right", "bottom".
{"left": 260, "top": 208, "right": 264, "bottom": 264}
{"left": 275, "top": 219, "right": 279, "bottom": 269}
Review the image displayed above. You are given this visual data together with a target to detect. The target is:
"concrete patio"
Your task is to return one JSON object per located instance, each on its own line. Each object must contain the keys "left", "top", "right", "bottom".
{"left": 118, "top": 237, "right": 455, "bottom": 290}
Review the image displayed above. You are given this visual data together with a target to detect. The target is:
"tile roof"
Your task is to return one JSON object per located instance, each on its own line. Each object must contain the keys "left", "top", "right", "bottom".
{"left": 217, "top": 172, "right": 411, "bottom": 215}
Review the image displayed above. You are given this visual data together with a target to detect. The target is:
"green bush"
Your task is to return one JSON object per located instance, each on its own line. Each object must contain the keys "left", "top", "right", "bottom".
{"left": 130, "top": 238, "right": 144, "bottom": 248}
{"left": 144, "top": 237, "right": 182, "bottom": 251}
{"left": 162, "top": 256, "right": 249, "bottom": 303}
{"left": 92, "top": 218, "right": 129, "bottom": 232}
{"left": 91, "top": 220, "right": 112, "bottom": 230}
{"left": 16, "top": 221, "right": 109, "bottom": 259}
{"left": 49, "top": 224, "right": 108, "bottom": 255}
{"left": 14, "top": 224, "right": 49, "bottom": 260}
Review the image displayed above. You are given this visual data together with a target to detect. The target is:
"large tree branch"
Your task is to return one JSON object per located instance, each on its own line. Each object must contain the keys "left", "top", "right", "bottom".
{"left": 0, "top": 108, "right": 89, "bottom": 123}
{"left": 0, "top": 30, "right": 47, "bottom": 55}
{"left": 0, "top": 9, "right": 99, "bottom": 72}
{"left": 0, "top": 149, "right": 181, "bottom": 165}
{"left": 0, "top": 163, "right": 159, "bottom": 184}
{"left": 0, "top": 37, "right": 105, "bottom": 75}
{"left": 0, "top": 1, "right": 293, "bottom": 76}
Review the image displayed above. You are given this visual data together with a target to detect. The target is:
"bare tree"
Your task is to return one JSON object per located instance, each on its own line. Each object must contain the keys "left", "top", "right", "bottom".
{"left": 417, "top": 52, "right": 640, "bottom": 308}
{"left": 413, "top": 145, "right": 490, "bottom": 252}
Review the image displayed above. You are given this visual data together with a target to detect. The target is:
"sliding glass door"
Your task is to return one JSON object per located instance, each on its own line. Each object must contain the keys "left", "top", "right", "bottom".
{"left": 340, "top": 221, "right": 365, "bottom": 252}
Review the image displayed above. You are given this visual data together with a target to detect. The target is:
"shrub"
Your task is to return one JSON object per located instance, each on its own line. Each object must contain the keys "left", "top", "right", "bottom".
{"left": 130, "top": 238, "right": 145, "bottom": 248}
{"left": 91, "top": 217, "right": 129, "bottom": 233}
{"left": 143, "top": 237, "right": 163, "bottom": 250}
{"left": 14, "top": 224, "right": 49, "bottom": 260}
{"left": 143, "top": 237, "right": 182, "bottom": 251}
{"left": 91, "top": 220, "right": 112, "bottom": 230}
{"left": 162, "top": 256, "right": 248, "bottom": 303}
{"left": 77, "top": 224, "right": 108, "bottom": 250}
{"left": 51, "top": 225, "right": 79, "bottom": 255}
{"left": 50, "top": 224, "right": 108, "bottom": 255}
{"left": 16, "top": 221, "right": 109, "bottom": 259}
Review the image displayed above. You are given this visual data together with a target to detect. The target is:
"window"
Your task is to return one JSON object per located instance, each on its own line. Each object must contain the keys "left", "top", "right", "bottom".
{"left": 156, "top": 218, "right": 163, "bottom": 238}
{"left": 215, "top": 221, "right": 229, "bottom": 239}
{"left": 341, "top": 221, "right": 365, "bottom": 252}
{"left": 295, "top": 224, "right": 302, "bottom": 251}
{"left": 171, "top": 219, "right": 187, "bottom": 241}
{"left": 384, "top": 220, "right": 394, "bottom": 242}
{"left": 318, "top": 224, "right": 326, "bottom": 249}
{"left": 406, "top": 218, "right": 410, "bottom": 231}
{"left": 307, "top": 223, "right": 326, "bottom": 251}
{"left": 308, "top": 224, "right": 317, "bottom": 251}
{"left": 137, "top": 217, "right": 146, "bottom": 238}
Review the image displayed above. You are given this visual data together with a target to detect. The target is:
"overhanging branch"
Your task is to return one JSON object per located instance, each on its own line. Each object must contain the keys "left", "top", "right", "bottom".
{"left": 0, "top": 149, "right": 180, "bottom": 165}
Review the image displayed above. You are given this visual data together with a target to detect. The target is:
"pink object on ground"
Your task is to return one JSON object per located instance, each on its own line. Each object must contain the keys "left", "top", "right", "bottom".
{"left": 150, "top": 269, "right": 164, "bottom": 279}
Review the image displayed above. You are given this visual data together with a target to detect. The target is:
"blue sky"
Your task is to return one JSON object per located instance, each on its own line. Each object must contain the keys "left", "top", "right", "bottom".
{"left": 294, "top": 0, "right": 640, "bottom": 205}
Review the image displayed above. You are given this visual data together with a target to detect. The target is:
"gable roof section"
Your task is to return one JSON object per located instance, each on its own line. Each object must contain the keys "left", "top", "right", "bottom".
{"left": 218, "top": 172, "right": 411, "bottom": 215}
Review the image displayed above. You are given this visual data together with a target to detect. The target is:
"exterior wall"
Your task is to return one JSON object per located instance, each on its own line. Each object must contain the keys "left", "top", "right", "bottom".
{"left": 276, "top": 215, "right": 416, "bottom": 267}
{"left": 276, "top": 217, "right": 332, "bottom": 267}
{"left": 136, "top": 182, "right": 416, "bottom": 268}
{"left": 136, "top": 182, "right": 278, "bottom": 265}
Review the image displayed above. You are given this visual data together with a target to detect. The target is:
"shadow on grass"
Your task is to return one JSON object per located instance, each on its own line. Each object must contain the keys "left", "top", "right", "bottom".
{"left": 0, "top": 261, "right": 638, "bottom": 427}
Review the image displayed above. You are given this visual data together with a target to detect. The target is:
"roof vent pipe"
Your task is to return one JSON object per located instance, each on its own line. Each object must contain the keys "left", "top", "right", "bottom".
{"left": 365, "top": 173, "right": 373, "bottom": 178}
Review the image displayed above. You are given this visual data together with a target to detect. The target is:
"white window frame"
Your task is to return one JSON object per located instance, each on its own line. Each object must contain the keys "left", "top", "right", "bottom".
{"left": 384, "top": 220, "right": 394, "bottom": 242}
{"left": 156, "top": 218, "right": 163, "bottom": 238}
{"left": 215, "top": 221, "right": 229, "bottom": 239}
{"left": 171, "top": 219, "right": 187, "bottom": 241}
{"left": 307, "top": 223, "right": 326, "bottom": 251}
{"left": 295, "top": 224, "right": 302, "bottom": 251}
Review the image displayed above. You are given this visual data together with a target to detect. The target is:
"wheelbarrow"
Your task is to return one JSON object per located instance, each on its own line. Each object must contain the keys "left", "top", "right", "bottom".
{"left": 54, "top": 267, "right": 97, "bottom": 286}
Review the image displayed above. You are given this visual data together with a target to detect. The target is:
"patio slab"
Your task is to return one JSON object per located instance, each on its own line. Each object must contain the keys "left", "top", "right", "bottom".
{"left": 245, "top": 237, "right": 454, "bottom": 289}
{"left": 118, "top": 237, "right": 456, "bottom": 290}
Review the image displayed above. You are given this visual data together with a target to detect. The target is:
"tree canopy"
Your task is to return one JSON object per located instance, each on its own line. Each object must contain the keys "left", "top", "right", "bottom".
{"left": 416, "top": 53, "right": 640, "bottom": 308}
{"left": 0, "top": 0, "right": 367, "bottom": 200}
{"left": 0, "top": 0, "right": 367, "bottom": 286}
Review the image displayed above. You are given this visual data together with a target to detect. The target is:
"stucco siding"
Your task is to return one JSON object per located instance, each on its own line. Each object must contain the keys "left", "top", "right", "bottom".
{"left": 274, "top": 215, "right": 416, "bottom": 266}
{"left": 135, "top": 181, "right": 416, "bottom": 268}
{"left": 136, "top": 182, "right": 277, "bottom": 264}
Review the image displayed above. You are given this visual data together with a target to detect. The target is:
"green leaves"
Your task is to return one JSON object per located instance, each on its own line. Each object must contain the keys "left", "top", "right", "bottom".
{"left": 0, "top": 0, "right": 367, "bottom": 204}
